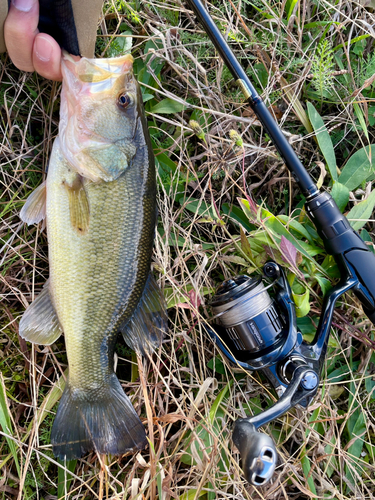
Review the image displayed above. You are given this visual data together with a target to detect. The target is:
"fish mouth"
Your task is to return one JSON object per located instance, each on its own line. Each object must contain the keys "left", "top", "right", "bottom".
{"left": 62, "top": 52, "right": 134, "bottom": 92}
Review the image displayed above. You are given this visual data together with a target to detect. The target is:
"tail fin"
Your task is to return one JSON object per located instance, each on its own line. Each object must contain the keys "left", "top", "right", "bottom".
{"left": 51, "top": 373, "right": 147, "bottom": 460}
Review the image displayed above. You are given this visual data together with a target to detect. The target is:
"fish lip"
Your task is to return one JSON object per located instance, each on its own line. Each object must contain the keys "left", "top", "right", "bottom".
{"left": 62, "top": 51, "right": 134, "bottom": 78}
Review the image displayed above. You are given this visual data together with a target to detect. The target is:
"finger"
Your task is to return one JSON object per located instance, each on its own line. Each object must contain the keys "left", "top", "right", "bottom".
{"left": 4, "top": 0, "right": 39, "bottom": 72}
{"left": 33, "top": 34, "right": 63, "bottom": 81}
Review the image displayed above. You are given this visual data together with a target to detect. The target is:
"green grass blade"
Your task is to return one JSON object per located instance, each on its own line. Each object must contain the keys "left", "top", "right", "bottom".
{"left": 0, "top": 373, "right": 21, "bottom": 478}
{"left": 57, "top": 458, "right": 77, "bottom": 499}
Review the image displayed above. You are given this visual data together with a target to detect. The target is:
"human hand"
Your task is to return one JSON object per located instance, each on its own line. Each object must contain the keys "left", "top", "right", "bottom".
{"left": 4, "top": 0, "right": 62, "bottom": 80}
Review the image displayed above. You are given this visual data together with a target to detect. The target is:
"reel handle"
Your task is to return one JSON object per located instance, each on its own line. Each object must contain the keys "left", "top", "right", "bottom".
{"left": 232, "top": 364, "right": 318, "bottom": 485}
{"left": 232, "top": 420, "right": 277, "bottom": 486}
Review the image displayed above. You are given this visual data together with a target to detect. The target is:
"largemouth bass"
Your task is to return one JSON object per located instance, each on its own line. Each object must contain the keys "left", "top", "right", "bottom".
{"left": 19, "top": 54, "right": 166, "bottom": 459}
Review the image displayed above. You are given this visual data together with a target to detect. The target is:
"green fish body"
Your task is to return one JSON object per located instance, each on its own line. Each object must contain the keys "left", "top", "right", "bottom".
{"left": 19, "top": 54, "right": 166, "bottom": 459}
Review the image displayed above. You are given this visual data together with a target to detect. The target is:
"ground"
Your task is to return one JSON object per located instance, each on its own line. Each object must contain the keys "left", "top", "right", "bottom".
{"left": 1, "top": 0, "right": 375, "bottom": 499}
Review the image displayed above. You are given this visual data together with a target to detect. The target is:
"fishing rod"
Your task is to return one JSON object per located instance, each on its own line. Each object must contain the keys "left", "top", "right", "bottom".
{"left": 186, "top": 0, "right": 375, "bottom": 487}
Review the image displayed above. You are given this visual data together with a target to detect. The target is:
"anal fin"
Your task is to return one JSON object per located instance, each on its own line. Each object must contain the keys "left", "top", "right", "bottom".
{"left": 20, "top": 181, "right": 47, "bottom": 225}
{"left": 120, "top": 274, "right": 167, "bottom": 355}
{"left": 20, "top": 280, "right": 63, "bottom": 345}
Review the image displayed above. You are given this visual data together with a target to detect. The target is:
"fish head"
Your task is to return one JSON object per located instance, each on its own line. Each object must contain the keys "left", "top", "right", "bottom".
{"left": 60, "top": 53, "right": 144, "bottom": 182}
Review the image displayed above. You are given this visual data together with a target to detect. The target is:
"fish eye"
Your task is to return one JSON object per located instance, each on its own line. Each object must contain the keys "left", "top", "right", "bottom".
{"left": 117, "top": 92, "right": 133, "bottom": 109}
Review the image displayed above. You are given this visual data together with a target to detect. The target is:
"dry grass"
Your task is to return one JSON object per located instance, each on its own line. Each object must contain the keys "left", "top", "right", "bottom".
{"left": 1, "top": 0, "right": 375, "bottom": 499}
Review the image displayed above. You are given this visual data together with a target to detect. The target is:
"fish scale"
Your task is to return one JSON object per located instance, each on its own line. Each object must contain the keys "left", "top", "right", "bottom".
{"left": 47, "top": 140, "right": 153, "bottom": 388}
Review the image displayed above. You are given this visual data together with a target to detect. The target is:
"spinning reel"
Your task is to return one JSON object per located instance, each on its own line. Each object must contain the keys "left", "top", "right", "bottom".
{"left": 206, "top": 260, "right": 363, "bottom": 486}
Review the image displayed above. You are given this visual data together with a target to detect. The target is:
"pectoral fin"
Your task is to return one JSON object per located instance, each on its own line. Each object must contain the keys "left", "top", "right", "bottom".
{"left": 120, "top": 274, "right": 167, "bottom": 355}
{"left": 64, "top": 175, "right": 90, "bottom": 234}
{"left": 19, "top": 280, "right": 63, "bottom": 345}
{"left": 20, "top": 181, "right": 47, "bottom": 225}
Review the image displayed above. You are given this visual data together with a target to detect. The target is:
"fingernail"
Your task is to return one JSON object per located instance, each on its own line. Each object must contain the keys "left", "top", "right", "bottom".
{"left": 12, "top": 0, "right": 35, "bottom": 12}
{"left": 35, "top": 36, "right": 53, "bottom": 62}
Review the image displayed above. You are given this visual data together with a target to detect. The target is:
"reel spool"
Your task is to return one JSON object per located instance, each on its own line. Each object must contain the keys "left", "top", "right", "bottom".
{"left": 211, "top": 274, "right": 284, "bottom": 355}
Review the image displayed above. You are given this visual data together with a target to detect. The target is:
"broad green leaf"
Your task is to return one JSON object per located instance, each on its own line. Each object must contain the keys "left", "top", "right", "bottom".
{"left": 239, "top": 200, "right": 325, "bottom": 262}
{"left": 240, "top": 226, "right": 253, "bottom": 259}
{"left": 321, "top": 255, "right": 340, "bottom": 278}
{"left": 208, "top": 381, "right": 232, "bottom": 424}
{"left": 296, "top": 316, "right": 316, "bottom": 335}
{"left": 303, "top": 21, "right": 340, "bottom": 29}
{"left": 142, "top": 93, "right": 155, "bottom": 103}
{"left": 107, "top": 31, "right": 132, "bottom": 57}
{"left": 221, "top": 255, "right": 248, "bottom": 266}
{"left": 327, "top": 361, "right": 360, "bottom": 383}
{"left": 285, "top": 0, "right": 298, "bottom": 19}
{"left": 315, "top": 274, "right": 331, "bottom": 296}
{"left": 278, "top": 215, "right": 314, "bottom": 244}
{"left": 207, "top": 357, "right": 226, "bottom": 375}
{"left": 154, "top": 152, "right": 177, "bottom": 174}
{"left": 292, "top": 286, "right": 310, "bottom": 317}
{"left": 353, "top": 102, "right": 369, "bottom": 141}
{"left": 324, "top": 434, "right": 338, "bottom": 478}
{"left": 331, "top": 182, "right": 349, "bottom": 212}
{"left": 347, "top": 189, "right": 375, "bottom": 230}
{"left": 368, "top": 106, "right": 375, "bottom": 127}
{"left": 298, "top": 317, "right": 338, "bottom": 347}
{"left": 179, "top": 196, "right": 218, "bottom": 221}
{"left": 151, "top": 98, "right": 185, "bottom": 114}
{"left": 301, "top": 404, "right": 323, "bottom": 497}
{"left": 222, "top": 203, "right": 256, "bottom": 232}
{"left": 135, "top": 39, "right": 164, "bottom": 89}
{"left": 301, "top": 455, "right": 318, "bottom": 497}
{"left": 264, "top": 214, "right": 323, "bottom": 258}
{"left": 307, "top": 102, "right": 337, "bottom": 181}
{"left": 361, "top": 229, "right": 375, "bottom": 253}
{"left": 346, "top": 411, "right": 367, "bottom": 483}
{"left": 338, "top": 145, "right": 375, "bottom": 191}
{"left": 365, "top": 352, "right": 375, "bottom": 399}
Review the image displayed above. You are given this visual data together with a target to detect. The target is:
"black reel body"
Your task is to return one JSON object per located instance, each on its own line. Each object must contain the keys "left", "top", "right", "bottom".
{"left": 206, "top": 262, "right": 344, "bottom": 486}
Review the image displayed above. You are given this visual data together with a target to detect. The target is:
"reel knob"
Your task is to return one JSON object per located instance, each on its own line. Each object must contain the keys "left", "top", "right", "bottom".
{"left": 232, "top": 419, "right": 277, "bottom": 486}
{"left": 263, "top": 261, "right": 281, "bottom": 279}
